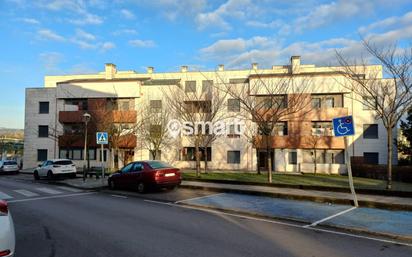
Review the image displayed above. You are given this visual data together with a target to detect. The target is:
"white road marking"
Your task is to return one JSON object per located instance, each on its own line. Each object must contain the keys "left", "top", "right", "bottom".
{"left": 56, "top": 186, "right": 83, "bottom": 193}
{"left": 304, "top": 207, "right": 357, "bottom": 228}
{"left": 146, "top": 200, "right": 412, "bottom": 247}
{"left": 14, "top": 189, "right": 39, "bottom": 197}
{"left": 35, "top": 187, "right": 63, "bottom": 195}
{"left": 7, "top": 192, "right": 96, "bottom": 203}
{"left": 111, "top": 194, "right": 128, "bottom": 199}
{"left": 174, "top": 193, "right": 226, "bottom": 204}
{"left": 0, "top": 191, "right": 13, "bottom": 200}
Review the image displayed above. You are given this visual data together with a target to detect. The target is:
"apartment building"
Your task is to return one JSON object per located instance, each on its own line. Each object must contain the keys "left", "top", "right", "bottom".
{"left": 23, "top": 57, "right": 397, "bottom": 173}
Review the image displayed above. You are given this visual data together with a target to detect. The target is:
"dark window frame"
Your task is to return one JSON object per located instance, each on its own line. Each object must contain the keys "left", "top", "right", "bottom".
{"left": 37, "top": 149, "right": 48, "bottom": 161}
{"left": 38, "top": 125, "right": 49, "bottom": 138}
{"left": 227, "top": 151, "right": 241, "bottom": 164}
{"left": 363, "top": 124, "right": 379, "bottom": 139}
{"left": 39, "top": 102, "right": 49, "bottom": 114}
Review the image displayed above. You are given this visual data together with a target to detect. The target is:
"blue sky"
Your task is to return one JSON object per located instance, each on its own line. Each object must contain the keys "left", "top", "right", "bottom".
{"left": 1, "top": 0, "right": 412, "bottom": 129}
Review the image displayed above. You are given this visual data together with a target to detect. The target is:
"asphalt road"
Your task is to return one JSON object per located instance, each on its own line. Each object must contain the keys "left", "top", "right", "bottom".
{"left": 1, "top": 174, "right": 412, "bottom": 257}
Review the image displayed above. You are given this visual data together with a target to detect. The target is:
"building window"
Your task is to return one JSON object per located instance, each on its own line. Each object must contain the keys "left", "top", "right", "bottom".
{"left": 88, "top": 149, "right": 96, "bottom": 160}
{"left": 325, "top": 97, "right": 334, "bottom": 108}
{"left": 185, "top": 81, "right": 196, "bottom": 93}
{"left": 311, "top": 97, "right": 321, "bottom": 108}
{"left": 181, "top": 147, "right": 211, "bottom": 161}
{"left": 202, "top": 80, "right": 213, "bottom": 92}
{"left": 362, "top": 96, "right": 377, "bottom": 110}
{"left": 311, "top": 121, "right": 333, "bottom": 136}
{"left": 65, "top": 99, "right": 88, "bottom": 111}
{"left": 39, "top": 102, "right": 49, "bottom": 114}
{"left": 302, "top": 150, "right": 344, "bottom": 164}
{"left": 150, "top": 124, "right": 162, "bottom": 137}
{"left": 37, "top": 149, "right": 48, "bottom": 161}
{"left": 227, "top": 151, "right": 240, "bottom": 164}
{"left": 227, "top": 124, "right": 241, "bottom": 138}
{"left": 288, "top": 151, "right": 297, "bottom": 164}
{"left": 107, "top": 98, "right": 132, "bottom": 111}
{"left": 227, "top": 99, "right": 240, "bottom": 112}
{"left": 184, "top": 101, "right": 211, "bottom": 113}
{"left": 274, "top": 122, "right": 288, "bottom": 136}
{"left": 257, "top": 95, "right": 287, "bottom": 109}
{"left": 363, "top": 124, "right": 378, "bottom": 139}
{"left": 149, "top": 150, "right": 162, "bottom": 160}
{"left": 364, "top": 152, "right": 379, "bottom": 164}
{"left": 150, "top": 100, "right": 162, "bottom": 112}
{"left": 38, "top": 125, "right": 48, "bottom": 137}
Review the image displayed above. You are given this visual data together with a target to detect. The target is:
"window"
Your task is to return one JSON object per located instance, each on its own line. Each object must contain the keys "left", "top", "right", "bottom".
{"left": 38, "top": 125, "right": 48, "bottom": 137}
{"left": 150, "top": 124, "right": 162, "bottom": 137}
{"left": 363, "top": 124, "right": 378, "bottom": 139}
{"left": 364, "top": 152, "right": 379, "bottom": 164}
{"left": 288, "top": 151, "right": 297, "bottom": 164}
{"left": 302, "top": 150, "right": 344, "bottom": 164}
{"left": 184, "top": 101, "right": 211, "bottom": 113}
{"left": 53, "top": 160, "right": 73, "bottom": 165}
{"left": 72, "top": 149, "right": 82, "bottom": 160}
{"left": 107, "top": 98, "right": 132, "bottom": 111}
{"left": 88, "top": 149, "right": 96, "bottom": 160}
{"left": 185, "top": 81, "right": 196, "bottom": 93}
{"left": 181, "top": 147, "right": 211, "bottom": 161}
{"left": 227, "top": 99, "right": 240, "bottom": 112}
{"left": 65, "top": 99, "right": 88, "bottom": 111}
{"left": 311, "top": 121, "right": 333, "bottom": 136}
{"left": 149, "top": 150, "right": 162, "bottom": 160}
{"left": 325, "top": 97, "right": 334, "bottom": 108}
{"left": 227, "top": 151, "right": 240, "bottom": 164}
{"left": 59, "top": 148, "right": 87, "bottom": 160}
{"left": 121, "top": 163, "right": 134, "bottom": 173}
{"left": 257, "top": 95, "right": 287, "bottom": 109}
{"left": 147, "top": 161, "right": 172, "bottom": 169}
{"left": 132, "top": 163, "right": 143, "bottom": 172}
{"left": 362, "top": 96, "right": 377, "bottom": 110}
{"left": 274, "top": 122, "right": 288, "bottom": 136}
{"left": 37, "top": 149, "right": 48, "bottom": 161}
{"left": 39, "top": 102, "right": 49, "bottom": 114}
{"left": 202, "top": 80, "right": 213, "bottom": 92}
{"left": 228, "top": 124, "right": 241, "bottom": 138}
{"left": 150, "top": 100, "right": 162, "bottom": 112}
{"left": 312, "top": 98, "right": 321, "bottom": 108}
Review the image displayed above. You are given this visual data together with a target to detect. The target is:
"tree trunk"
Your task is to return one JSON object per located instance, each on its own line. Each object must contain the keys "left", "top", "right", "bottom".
{"left": 314, "top": 150, "right": 317, "bottom": 174}
{"left": 114, "top": 148, "right": 119, "bottom": 170}
{"left": 195, "top": 139, "right": 201, "bottom": 177}
{"left": 204, "top": 146, "right": 208, "bottom": 174}
{"left": 266, "top": 135, "right": 272, "bottom": 183}
{"left": 256, "top": 149, "right": 261, "bottom": 175}
{"left": 387, "top": 127, "right": 393, "bottom": 190}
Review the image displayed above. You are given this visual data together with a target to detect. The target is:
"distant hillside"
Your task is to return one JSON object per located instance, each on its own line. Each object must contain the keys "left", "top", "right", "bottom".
{"left": 0, "top": 128, "right": 24, "bottom": 139}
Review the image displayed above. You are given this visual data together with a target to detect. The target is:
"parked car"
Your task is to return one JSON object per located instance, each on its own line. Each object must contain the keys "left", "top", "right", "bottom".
{"left": 0, "top": 161, "right": 19, "bottom": 174}
{"left": 33, "top": 159, "right": 77, "bottom": 180}
{"left": 108, "top": 161, "right": 181, "bottom": 193}
{"left": 0, "top": 200, "right": 15, "bottom": 257}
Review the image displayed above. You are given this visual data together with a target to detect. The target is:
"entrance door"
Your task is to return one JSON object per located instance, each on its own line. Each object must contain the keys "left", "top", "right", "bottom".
{"left": 259, "top": 151, "right": 268, "bottom": 170}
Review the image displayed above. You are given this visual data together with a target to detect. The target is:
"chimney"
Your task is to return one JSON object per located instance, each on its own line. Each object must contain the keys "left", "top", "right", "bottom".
{"left": 290, "top": 56, "right": 300, "bottom": 74}
{"left": 147, "top": 66, "right": 154, "bottom": 74}
{"left": 252, "top": 63, "right": 258, "bottom": 70}
{"left": 181, "top": 65, "right": 188, "bottom": 73}
{"left": 105, "top": 63, "right": 117, "bottom": 79}
{"left": 218, "top": 64, "right": 224, "bottom": 71}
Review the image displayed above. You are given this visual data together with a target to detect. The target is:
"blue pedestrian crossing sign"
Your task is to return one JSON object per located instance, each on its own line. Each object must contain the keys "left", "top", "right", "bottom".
{"left": 96, "top": 132, "right": 108, "bottom": 144}
{"left": 332, "top": 116, "right": 355, "bottom": 137}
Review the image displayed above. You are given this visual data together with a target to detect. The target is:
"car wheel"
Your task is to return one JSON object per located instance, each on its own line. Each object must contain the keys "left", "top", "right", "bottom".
{"left": 137, "top": 182, "right": 146, "bottom": 194}
{"left": 108, "top": 179, "right": 116, "bottom": 190}
{"left": 34, "top": 171, "right": 40, "bottom": 180}
{"left": 70, "top": 173, "right": 76, "bottom": 179}
{"left": 47, "top": 170, "right": 54, "bottom": 180}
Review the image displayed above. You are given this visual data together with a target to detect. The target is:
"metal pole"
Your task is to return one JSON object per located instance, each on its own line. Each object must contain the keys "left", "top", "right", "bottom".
{"left": 101, "top": 144, "right": 104, "bottom": 186}
{"left": 83, "top": 120, "right": 88, "bottom": 182}
{"left": 344, "top": 136, "right": 358, "bottom": 207}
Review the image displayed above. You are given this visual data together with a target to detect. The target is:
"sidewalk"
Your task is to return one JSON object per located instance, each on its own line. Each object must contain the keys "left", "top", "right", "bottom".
{"left": 180, "top": 180, "right": 412, "bottom": 211}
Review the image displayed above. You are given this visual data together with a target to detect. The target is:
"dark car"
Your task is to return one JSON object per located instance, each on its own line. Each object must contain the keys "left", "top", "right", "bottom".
{"left": 108, "top": 161, "right": 181, "bottom": 193}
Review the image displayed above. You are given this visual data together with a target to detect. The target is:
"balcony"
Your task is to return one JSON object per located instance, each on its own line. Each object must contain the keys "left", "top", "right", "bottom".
{"left": 59, "top": 111, "right": 86, "bottom": 123}
{"left": 254, "top": 135, "right": 344, "bottom": 149}
{"left": 59, "top": 110, "right": 137, "bottom": 124}
{"left": 59, "top": 134, "right": 137, "bottom": 149}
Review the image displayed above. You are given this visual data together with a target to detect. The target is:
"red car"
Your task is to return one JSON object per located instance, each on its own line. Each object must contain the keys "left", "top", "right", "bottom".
{"left": 108, "top": 161, "right": 181, "bottom": 193}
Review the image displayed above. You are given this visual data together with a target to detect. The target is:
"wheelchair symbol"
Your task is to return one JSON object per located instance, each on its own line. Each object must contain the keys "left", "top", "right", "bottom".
{"left": 336, "top": 119, "right": 350, "bottom": 135}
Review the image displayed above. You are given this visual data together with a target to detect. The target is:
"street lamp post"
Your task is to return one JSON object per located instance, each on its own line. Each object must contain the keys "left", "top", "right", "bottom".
{"left": 83, "top": 112, "right": 91, "bottom": 181}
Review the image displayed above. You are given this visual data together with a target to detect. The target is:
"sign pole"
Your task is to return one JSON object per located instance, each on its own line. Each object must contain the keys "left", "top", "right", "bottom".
{"left": 344, "top": 136, "right": 358, "bottom": 207}
{"left": 101, "top": 144, "right": 104, "bottom": 186}
{"left": 96, "top": 132, "right": 108, "bottom": 187}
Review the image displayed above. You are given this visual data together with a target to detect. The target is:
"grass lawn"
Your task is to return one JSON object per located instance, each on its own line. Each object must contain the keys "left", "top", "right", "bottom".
{"left": 182, "top": 172, "right": 412, "bottom": 192}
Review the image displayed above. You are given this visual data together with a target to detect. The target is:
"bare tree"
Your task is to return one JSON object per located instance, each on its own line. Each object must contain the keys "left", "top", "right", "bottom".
{"left": 336, "top": 40, "right": 412, "bottom": 189}
{"left": 219, "top": 73, "right": 312, "bottom": 183}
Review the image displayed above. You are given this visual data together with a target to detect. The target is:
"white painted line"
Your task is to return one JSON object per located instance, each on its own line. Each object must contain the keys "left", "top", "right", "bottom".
{"left": 7, "top": 192, "right": 96, "bottom": 203}
{"left": 111, "top": 194, "right": 128, "bottom": 199}
{"left": 56, "top": 186, "right": 83, "bottom": 193}
{"left": 174, "top": 193, "right": 226, "bottom": 204}
{"left": 146, "top": 200, "right": 412, "bottom": 247}
{"left": 35, "top": 187, "right": 63, "bottom": 195}
{"left": 14, "top": 189, "right": 39, "bottom": 197}
{"left": 0, "top": 191, "right": 13, "bottom": 200}
{"left": 304, "top": 207, "right": 357, "bottom": 228}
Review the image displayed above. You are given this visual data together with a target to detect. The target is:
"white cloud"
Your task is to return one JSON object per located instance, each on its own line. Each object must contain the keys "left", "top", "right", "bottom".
{"left": 75, "top": 29, "right": 96, "bottom": 41}
{"left": 37, "top": 29, "right": 65, "bottom": 41}
{"left": 120, "top": 9, "right": 135, "bottom": 19}
{"left": 112, "top": 29, "right": 138, "bottom": 36}
{"left": 129, "top": 39, "right": 156, "bottom": 48}
{"left": 18, "top": 18, "right": 40, "bottom": 24}
{"left": 69, "top": 13, "right": 103, "bottom": 25}
{"left": 359, "top": 11, "right": 412, "bottom": 34}
{"left": 39, "top": 52, "right": 64, "bottom": 73}
{"left": 101, "top": 42, "right": 116, "bottom": 51}
{"left": 71, "top": 39, "right": 96, "bottom": 49}
{"left": 246, "top": 20, "right": 283, "bottom": 29}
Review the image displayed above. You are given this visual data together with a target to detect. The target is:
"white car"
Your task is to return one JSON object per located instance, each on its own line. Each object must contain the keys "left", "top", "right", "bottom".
{"left": 0, "top": 161, "right": 19, "bottom": 174}
{"left": 34, "top": 159, "right": 77, "bottom": 180}
{"left": 0, "top": 200, "right": 15, "bottom": 257}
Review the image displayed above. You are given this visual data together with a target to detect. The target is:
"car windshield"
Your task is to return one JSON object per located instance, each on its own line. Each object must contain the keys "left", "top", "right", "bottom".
{"left": 147, "top": 161, "right": 172, "bottom": 169}
{"left": 4, "top": 161, "right": 17, "bottom": 165}
{"left": 54, "top": 160, "right": 73, "bottom": 165}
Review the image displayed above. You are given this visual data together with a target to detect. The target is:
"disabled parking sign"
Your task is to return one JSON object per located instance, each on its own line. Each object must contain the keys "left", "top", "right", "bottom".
{"left": 332, "top": 116, "right": 355, "bottom": 137}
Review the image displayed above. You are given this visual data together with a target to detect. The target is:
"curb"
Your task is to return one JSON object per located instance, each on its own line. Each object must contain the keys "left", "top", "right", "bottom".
{"left": 183, "top": 178, "right": 412, "bottom": 197}
{"left": 176, "top": 202, "right": 412, "bottom": 243}
{"left": 179, "top": 184, "right": 412, "bottom": 211}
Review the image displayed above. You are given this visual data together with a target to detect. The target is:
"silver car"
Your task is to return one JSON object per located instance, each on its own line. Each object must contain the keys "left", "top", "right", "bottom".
{"left": 0, "top": 161, "right": 19, "bottom": 174}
